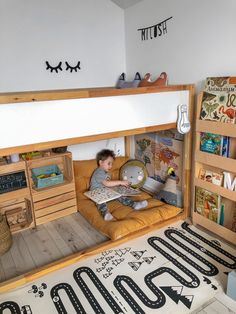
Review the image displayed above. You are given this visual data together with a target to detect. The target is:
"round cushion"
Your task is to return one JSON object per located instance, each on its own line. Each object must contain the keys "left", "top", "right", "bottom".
{"left": 119, "top": 159, "right": 148, "bottom": 188}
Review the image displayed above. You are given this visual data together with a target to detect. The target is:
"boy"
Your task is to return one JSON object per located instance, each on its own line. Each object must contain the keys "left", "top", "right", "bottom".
{"left": 90, "top": 149, "right": 148, "bottom": 221}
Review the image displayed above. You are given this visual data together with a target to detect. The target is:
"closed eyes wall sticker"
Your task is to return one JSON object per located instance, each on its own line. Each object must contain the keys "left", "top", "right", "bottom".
{"left": 65, "top": 61, "right": 81, "bottom": 72}
{"left": 45, "top": 61, "right": 81, "bottom": 73}
{"left": 45, "top": 61, "right": 63, "bottom": 73}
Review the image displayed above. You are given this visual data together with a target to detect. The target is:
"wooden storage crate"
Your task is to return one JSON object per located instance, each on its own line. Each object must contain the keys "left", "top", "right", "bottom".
{"left": 32, "top": 164, "right": 63, "bottom": 189}
{"left": 5, "top": 203, "right": 33, "bottom": 233}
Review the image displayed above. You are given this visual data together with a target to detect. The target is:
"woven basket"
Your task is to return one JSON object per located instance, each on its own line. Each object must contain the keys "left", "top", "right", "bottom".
{"left": 0, "top": 213, "right": 12, "bottom": 256}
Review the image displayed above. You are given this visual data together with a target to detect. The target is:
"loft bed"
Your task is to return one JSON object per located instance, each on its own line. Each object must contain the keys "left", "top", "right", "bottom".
{"left": 0, "top": 84, "right": 194, "bottom": 292}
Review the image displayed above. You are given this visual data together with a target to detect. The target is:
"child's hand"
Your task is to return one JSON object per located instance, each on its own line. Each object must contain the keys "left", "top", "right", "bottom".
{"left": 120, "top": 180, "right": 130, "bottom": 187}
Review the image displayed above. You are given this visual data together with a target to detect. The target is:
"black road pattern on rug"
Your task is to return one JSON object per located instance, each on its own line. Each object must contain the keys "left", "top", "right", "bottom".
{"left": 1, "top": 222, "right": 236, "bottom": 314}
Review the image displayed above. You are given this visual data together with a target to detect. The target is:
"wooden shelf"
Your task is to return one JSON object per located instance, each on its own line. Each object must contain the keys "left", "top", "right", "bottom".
{"left": 196, "top": 119, "right": 236, "bottom": 138}
{"left": 193, "top": 91, "right": 236, "bottom": 245}
{"left": 0, "top": 188, "right": 30, "bottom": 203}
{"left": 193, "top": 212, "right": 236, "bottom": 245}
{"left": 0, "top": 160, "right": 26, "bottom": 175}
{"left": 194, "top": 178, "right": 236, "bottom": 202}
{"left": 195, "top": 151, "right": 236, "bottom": 172}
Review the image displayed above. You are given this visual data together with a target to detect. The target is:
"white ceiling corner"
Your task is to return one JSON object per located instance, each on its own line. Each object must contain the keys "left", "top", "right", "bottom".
{"left": 110, "top": 0, "right": 143, "bottom": 9}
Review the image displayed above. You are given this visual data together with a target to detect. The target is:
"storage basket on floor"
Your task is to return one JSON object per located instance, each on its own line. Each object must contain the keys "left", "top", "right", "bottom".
{"left": 32, "top": 164, "right": 64, "bottom": 189}
{"left": 0, "top": 213, "right": 12, "bottom": 256}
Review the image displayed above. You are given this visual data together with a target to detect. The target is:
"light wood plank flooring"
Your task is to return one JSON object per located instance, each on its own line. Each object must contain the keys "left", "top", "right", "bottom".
{"left": 0, "top": 212, "right": 108, "bottom": 283}
{"left": 0, "top": 214, "right": 235, "bottom": 313}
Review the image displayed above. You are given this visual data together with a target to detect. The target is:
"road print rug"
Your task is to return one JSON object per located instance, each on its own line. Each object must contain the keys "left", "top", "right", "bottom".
{"left": 1, "top": 221, "right": 236, "bottom": 314}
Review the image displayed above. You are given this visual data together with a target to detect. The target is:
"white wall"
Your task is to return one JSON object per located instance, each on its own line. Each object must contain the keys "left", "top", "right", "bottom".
{"left": 0, "top": 0, "right": 126, "bottom": 92}
{"left": 124, "top": 0, "right": 236, "bottom": 91}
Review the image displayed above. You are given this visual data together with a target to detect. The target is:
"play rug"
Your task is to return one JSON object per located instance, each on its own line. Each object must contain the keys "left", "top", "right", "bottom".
{"left": 1, "top": 221, "right": 236, "bottom": 314}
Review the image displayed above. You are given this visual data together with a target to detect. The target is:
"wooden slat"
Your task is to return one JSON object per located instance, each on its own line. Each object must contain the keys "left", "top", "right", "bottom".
{"left": 183, "top": 84, "right": 195, "bottom": 218}
{"left": 32, "top": 182, "right": 75, "bottom": 201}
{"left": 35, "top": 199, "right": 77, "bottom": 218}
{"left": 195, "top": 151, "right": 236, "bottom": 172}
{"left": 36, "top": 206, "right": 77, "bottom": 225}
{"left": 0, "top": 123, "right": 178, "bottom": 156}
{"left": 0, "top": 85, "right": 194, "bottom": 105}
{"left": 196, "top": 119, "right": 236, "bottom": 138}
{"left": 195, "top": 178, "right": 236, "bottom": 202}
{"left": 0, "top": 161, "right": 26, "bottom": 174}
{"left": 34, "top": 191, "right": 76, "bottom": 210}
{"left": 192, "top": 212, "right": 236, "bottom": 245}
{"left": 0, "top": 192, "right": 29, "bottom": 205}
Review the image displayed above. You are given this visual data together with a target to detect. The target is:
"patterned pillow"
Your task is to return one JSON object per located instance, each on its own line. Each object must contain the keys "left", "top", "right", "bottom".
{"left": 119, "top": 159, "right": 148, "bottom": 188}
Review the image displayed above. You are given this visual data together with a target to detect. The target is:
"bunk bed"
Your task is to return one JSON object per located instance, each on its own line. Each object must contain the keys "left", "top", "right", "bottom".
{"left": 0, "top": 84, "right": 194, "bottom": 292}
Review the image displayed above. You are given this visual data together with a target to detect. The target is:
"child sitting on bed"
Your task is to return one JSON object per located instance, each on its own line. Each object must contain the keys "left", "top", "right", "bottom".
{"left": 90, "top": 149, "right": 148, "bottom": 221}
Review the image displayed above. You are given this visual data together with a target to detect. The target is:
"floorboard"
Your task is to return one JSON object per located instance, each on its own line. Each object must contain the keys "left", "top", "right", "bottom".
{"left": 0, "top": 212, "right": 108, "bottom": 283}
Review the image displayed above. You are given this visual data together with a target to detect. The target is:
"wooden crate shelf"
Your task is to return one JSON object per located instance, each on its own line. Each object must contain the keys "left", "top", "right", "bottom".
{"left": 26, "top": 151, "right": 77, "bottom": 225}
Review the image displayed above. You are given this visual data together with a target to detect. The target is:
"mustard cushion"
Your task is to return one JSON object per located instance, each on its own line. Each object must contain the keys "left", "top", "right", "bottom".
{"left": 73, "top": 157, "right": 182, "bottom": 240}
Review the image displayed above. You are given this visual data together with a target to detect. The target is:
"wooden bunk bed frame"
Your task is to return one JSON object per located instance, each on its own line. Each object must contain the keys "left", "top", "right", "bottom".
{"left": 0, "top": 84, "right": 194, "bottom": 293}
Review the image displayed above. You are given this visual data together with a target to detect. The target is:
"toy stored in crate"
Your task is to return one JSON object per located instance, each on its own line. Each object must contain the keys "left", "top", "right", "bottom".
{"left": 5, "top": 204, "right": 32, "bottom": 232}
{"left": 32, "top": 164, "right": 64, "bottom": 189}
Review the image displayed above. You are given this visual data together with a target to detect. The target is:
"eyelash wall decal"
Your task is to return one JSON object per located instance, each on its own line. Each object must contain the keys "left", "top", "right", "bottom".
{"left": 45, "top": 61, "right": 63, "bottom": 73}
{"left": 65, "top": 61, "right": 81, "bottom": 72}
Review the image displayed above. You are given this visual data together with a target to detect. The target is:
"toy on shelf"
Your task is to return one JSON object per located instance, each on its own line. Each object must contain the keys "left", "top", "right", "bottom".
{"left": 154, "top": 167, "right": 178, "bottom": 206}
{"left": 21, "top": 151, "right": 42, "bottom": 161}
{"left": 116, "top": 72, "right": 142, "bottom": 89}
{"left": 138, "top": 72, "right": 168, "bottom": 87}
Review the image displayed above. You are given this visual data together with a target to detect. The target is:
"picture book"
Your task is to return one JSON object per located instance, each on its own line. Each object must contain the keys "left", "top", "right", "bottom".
{"left": 221, "top": 136, "right": 230, "bottom": 157}
{"left": 200, "top": 132, "right": 230, "bottom": 156}
{"left": 200, "top": 132, "right": 222, "bottom": 155}
{"left": 195, "top": 187, "right": 221, "bottom": 223}
{"left": 84, "top": 186, "right": 140, "bottom": 204}
{"left": 205, "top": 76, "right": 236, "bottom": 93}
{"left": 111, "top": 186, "right": 141, "bottom": 196}
{"left": 198, "top": 168, "right": 223, "bottom": 186}
{"left": 200, "top": 91, "right": 236, "bottom": 124}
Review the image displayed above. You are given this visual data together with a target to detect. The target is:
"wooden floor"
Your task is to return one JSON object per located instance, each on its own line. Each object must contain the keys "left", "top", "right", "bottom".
{"left": 0, "top": 212, "right": 108, "bottom": 283}
{"left": 0, "top": 213, "right": 235, "bottom": 313}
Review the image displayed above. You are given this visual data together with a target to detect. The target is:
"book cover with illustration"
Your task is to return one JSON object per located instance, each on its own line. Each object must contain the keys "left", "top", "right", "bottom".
{"left": 195, "top": 187, "right": 221, "bottom": 223}
{"left": 198, "top": 169, "right": 223, "bottom": 186}
{"left": 200, "top": 132, "right": 222, "bottom": 155}
{"left": 84, "top": 186, "right": 140, "bottom": 204}
{"left": 205, "top": 76, "right": 236, "bottom": 93}
{"left": 134, "top": 129, "right": 183, "bottom": 189}
{"left": 200, "top": 91, "right": 236, "bottom": 124}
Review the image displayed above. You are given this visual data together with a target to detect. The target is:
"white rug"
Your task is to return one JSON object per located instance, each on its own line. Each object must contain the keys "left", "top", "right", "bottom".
{"left": 1, "top": 221, "right": 236, "bottom": 314}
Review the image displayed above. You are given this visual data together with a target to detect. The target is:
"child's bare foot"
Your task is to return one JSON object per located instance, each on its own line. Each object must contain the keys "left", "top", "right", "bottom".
{"left": 104, "top": 212, "right": 116, "bottom": 221}
{"left": 133, "top": 200, "right": 148, "bottom": 210}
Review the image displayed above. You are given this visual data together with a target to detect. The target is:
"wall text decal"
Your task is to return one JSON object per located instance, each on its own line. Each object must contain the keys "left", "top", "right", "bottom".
{"left": 137, "top": 16, "right": 173, "bottom": 41}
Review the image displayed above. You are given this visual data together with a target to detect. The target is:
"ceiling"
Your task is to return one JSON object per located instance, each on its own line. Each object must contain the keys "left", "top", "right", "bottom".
{"left": 110, "top": 0, "right": 143, "bottom": 9}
